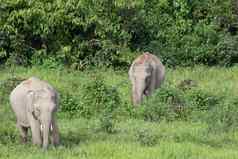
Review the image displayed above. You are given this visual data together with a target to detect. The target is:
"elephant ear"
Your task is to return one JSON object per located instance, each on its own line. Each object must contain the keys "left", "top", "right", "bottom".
{"left": 26, "top": 91, "right": 41, "bottom": 119}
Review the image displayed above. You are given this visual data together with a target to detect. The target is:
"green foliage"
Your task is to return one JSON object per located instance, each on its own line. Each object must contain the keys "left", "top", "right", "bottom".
{"left": 0, "top": 123, "right": 17, "bottom": 145}
{"left": 135, "top": 128, "right": 157, "bottom": 146}
{"left": 82, "top": 75, "right": 120, "bottom": 115}
{"left": 60, "top": 92, "right": 82, "bottom": 118}
{"left": 144, "top": 0, "right": 238, "bottom": 67}
{"left": 214, "top": 34, "right": 238, "bottom": 66}
{"left": 206, "top": 98, "right": 238, "bottom": 132}
{"left": 60, "top": 74, "right": 121, "bottom": 122}
{"left": 137, "top": 82, "right": 224, "bottom": 123}
{"left": 137, "top": 85, "right": 187, "bottom": 122}
{"left": 99, "top": 113, "right": 115, "bottom": 133}
{"left": 0, "top": 0, "right": 238, "bottom": 68}
{"left": 186, "top": 89, "right": 221, "bottom": 111}
{"left": 84, "top": 75, "right": 121, "bottom": 133}
{"left": 0, "top": 76, "right": 25, "bottom": 104}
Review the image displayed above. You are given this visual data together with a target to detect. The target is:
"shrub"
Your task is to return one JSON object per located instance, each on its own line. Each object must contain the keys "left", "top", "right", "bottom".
{"left": 83, "top": 76, "right": 121, "bottom": 133}
{"left": 206, "top": 98, "right": 238, "bottom": 133}
{"left": 0, "top": 120, "right": 18, "bottom": 145}
{"left": 138, "top": 85, "right": 187, "bottom": 122}
{"left": 185, "top": 89, "right": 221, "bottom": 111}
{"left": 0, "top": 127, "right": 17, "bottom": 145}
{"left": 177, "top": 79, "right": 198, "bottom": 91}
{"left": 135, "top": 128, "right": 157, "bottom": 146}
{"left": 82, "top": 75, "right": 121, "bottom": 132}
{"left": 81, "top": 75, "right": 121, "bottom": 116}
{"left": 59, "top": 92, "right": 82, "bottom": 118}
{"left": 60, "top": 75, "right": 121, "bottom": 121}
{"left": 0, "top": 77, "right": 25, "bottom": 104}
{"left": 99, "top": 113, "right": 115, "bottom": 133}
{"left": 214, "top": 35, "right": 238, "bottom": 66}
{"left": 136, "top": 83, "right": 224, "bottom": 122}
{"left": 0, "top": 0, "right": 237, "bottom": 68}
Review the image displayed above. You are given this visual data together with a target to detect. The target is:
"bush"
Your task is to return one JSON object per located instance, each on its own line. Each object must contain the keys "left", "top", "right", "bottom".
{"left": 206, "top": 98, "right": 238, "bottom": 132}
{"left": 0, "top": 76, "right": 25, "bottom": 104}
{"left": 81, "top": 75, "right": 121, "bottom": 116}
{"left": 214, "top": 35, "right": 238, "bottom": 66}
{"left": 135, "top": 128, "right": 157, "bottom": 146}
{"left": 0, "top": 0, "right": 237, "bottom": 68}
{"left": 136, "top": 82, "right": 224, "bottom": 122}
{"left": 60, "top": 75, "right": 121, "bottom": 121}
{"left": 137, "top": 85, "right": 187, "bottom": 122}
{"left": 60, "top": 92, "right": 82, "bottom": 118}
{"left": 0, "top": 122, "right": 17, "bottom": 145}
{"left": 185, "top": 89, "right": 221, "bottom": 111}
{"left": 177, "top": 79, "right": 198, "bottom": 91}
{"left": 99, "top": 113, "right": 115, "bottom": 133}
{"left": 83, "top": 75, "right": 121, "bottom": 132}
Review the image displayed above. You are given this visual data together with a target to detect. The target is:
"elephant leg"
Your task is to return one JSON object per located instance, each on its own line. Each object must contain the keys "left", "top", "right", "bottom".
{"left": 17, "top": 123, "right": 28, "bottom": 143}
{"left": 50, "top": 116, "right": 60, "bottom": 146}
{"left": 29, "top": 117, "right": 42, "bottom": 146}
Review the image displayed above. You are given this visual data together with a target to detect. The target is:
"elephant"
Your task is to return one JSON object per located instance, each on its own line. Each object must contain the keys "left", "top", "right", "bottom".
{"left": 129, "top": 52, "right": 165, "bottom": 105}
{"left": 9, "top": 77, "right": 60, "bottom": 149}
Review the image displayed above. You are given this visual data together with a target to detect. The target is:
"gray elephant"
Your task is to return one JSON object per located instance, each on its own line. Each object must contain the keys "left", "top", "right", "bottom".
{"left": 129, "top": 52, "right": 165, "bottom": 105}
{"left": 9, "top": 77, "right": 60, "bottom": 149}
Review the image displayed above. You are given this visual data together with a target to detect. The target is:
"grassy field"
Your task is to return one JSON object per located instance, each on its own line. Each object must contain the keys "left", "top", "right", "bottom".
{"left": 0, "top": 66, "right": 238, "bottom": 159}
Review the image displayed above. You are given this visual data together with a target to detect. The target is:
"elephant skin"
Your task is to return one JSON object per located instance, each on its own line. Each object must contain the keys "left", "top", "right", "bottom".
{"left": 9, "top": 77, "right": 60, "bottom": 149}
{"left": 129, "top": 52, "right": 165, "bottom": 105}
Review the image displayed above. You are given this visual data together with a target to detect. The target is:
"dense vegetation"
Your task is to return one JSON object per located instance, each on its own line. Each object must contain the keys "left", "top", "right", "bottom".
{"left": 1, "top": 0, "right": 238, "bottom": 68}
{"left": 1, "top": 1, "right": 238, "bottom": 158}
{"left": 0, "top": 66, "right": 238, "bottom": 158}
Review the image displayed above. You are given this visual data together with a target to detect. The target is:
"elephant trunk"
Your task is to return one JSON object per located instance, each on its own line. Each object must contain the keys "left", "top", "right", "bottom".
{"left": 42, "top": 114, "right": 52, "bottom": 149}
{"left": 132, "top": 91, "right": 142, "bottom": 105}
{"left": 132, "top": 81, "right": 145, "bottom": 105}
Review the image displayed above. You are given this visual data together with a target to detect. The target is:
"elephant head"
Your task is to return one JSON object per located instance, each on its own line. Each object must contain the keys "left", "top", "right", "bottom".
{"left": 129, "top": 62, "right": 152, "bottom": 105}
{"left": 26, "top": 87, "right": 58, "bottom": 149}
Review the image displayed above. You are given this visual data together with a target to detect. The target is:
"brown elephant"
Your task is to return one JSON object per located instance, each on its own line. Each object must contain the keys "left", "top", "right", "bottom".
{"left": 129, "top": 52, "right": 165, "bottom": 105}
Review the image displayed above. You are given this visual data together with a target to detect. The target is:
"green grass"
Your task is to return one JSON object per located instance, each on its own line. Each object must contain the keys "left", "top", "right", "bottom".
{"left": 1, "top": 66, "right": 238, "bottom": 159}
